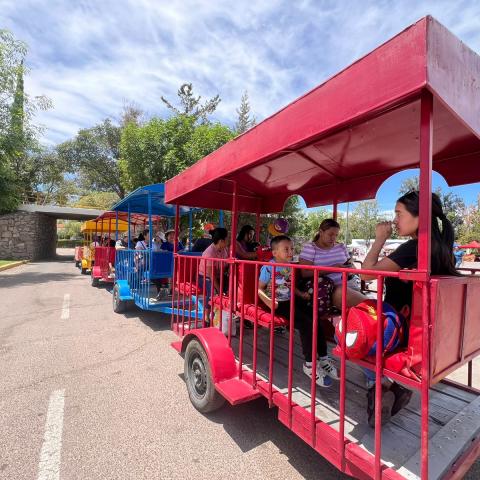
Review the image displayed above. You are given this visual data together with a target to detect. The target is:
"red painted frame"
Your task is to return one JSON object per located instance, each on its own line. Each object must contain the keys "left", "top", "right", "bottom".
{"left": 165, "top": 16, "right": 480, "bottom": 480}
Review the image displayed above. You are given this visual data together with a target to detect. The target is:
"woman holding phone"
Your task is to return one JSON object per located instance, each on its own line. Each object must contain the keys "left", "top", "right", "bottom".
{"left": 299, "top": 219, "right": 366, "bottom": 310}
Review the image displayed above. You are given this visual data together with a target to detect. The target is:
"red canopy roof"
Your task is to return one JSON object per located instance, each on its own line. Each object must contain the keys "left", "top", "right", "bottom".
{"left": 459, "top": 241, "right": 480, "bottom": 249}
{"left": 94, "top": 210, "right": 163, "bottom": 226}
{"left": 165, "top": 17, "right": 480, "bottom": 214}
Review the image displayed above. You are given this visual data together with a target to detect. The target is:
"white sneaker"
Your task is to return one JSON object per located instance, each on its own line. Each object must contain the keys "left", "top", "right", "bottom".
{"left": 303, "top": 362, "right": 332, "bottom": 388}
{"left": 319, "top": 357, "right": 339, "bottom": 380}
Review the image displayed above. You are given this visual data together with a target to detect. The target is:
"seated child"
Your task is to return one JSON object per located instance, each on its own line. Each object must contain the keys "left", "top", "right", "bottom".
{"left": 257, "top": 235, "right": 339, "bottom": 388}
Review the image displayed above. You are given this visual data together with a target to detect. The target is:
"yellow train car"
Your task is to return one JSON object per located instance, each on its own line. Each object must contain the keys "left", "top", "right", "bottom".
{"left": 80, "top": 217, "right": 129, "bottom": 274}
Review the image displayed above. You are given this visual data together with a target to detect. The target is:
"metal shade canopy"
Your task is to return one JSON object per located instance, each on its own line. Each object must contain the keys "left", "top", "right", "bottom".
{"left": 81, "top": 219, "right": 129, "bottom": 232}
{"left": 94, "top": 210, "right": 162, "bottom": 226}
{"left": 112, "top": 183, "right": 195, "bottom": 217}
{"left": 165, "top": 16, "right": 480, "bottom": 213}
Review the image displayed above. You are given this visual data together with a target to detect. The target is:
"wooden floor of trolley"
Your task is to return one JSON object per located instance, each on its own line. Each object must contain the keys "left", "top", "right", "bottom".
{"left": 226, "top": 326, "right": 480, "bottom": 480}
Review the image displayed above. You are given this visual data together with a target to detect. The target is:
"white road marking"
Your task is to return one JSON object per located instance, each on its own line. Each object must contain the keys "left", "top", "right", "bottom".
{"left": 37, "top": 389, "right": 66, "bottom": 480}
{"left": 60, "top": 294, "right": 70, "bottom": 320}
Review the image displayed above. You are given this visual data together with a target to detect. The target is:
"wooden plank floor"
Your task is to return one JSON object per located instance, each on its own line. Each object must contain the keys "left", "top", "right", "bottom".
{"left": 230, "top": 326, "right": 480, "bottom": 479}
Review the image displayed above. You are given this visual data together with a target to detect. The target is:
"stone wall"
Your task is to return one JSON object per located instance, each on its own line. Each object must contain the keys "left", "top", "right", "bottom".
{"left": 0, "top": 211, "right": 57, "bottom": 260}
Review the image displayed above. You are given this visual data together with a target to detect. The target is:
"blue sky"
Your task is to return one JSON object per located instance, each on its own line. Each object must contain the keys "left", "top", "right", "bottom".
{"left": 3, "top": 0, "right": 480, "bottom": 209}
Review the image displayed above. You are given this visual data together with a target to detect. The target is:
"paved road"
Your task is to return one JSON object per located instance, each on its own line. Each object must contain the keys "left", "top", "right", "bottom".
{"left": 0, "top": 252, "right": 479, "bottom": 479}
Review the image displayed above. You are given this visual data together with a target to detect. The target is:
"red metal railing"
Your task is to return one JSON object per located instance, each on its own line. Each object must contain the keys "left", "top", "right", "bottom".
{"left": 172, "top": 253, "right": 480, "bottom": 479}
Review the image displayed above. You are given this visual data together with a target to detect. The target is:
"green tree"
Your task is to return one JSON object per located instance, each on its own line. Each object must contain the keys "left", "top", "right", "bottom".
{"left": 119, "top": 115, "right": 233, "bottom": 190}
{"left": 235, "top": 91, "right": 256, "bottom": 134}
{"left": 398, "top": 175, "right": 465, "bottom": 230}
{"left": 73, "top": 191, "right": 119, "bottom": 209}
{"left": 25, "top": 149, "right": 77, "bottom": 205}
{"left": 299, "top": 209, "right": 332, "bottom": 241}
{"left": 398, "top": 176, "right": 419, "bottom": 194}
{"left": 0, "top": 30, "right": 51, "bottom": 212}
{"left": 439, "top": 191, "right": 465, "bottom": 231}
{"left": 457, "top": 196, "right": 480, "bottom": 243}
{"left": 57, "top": 119, "right": 125, "bottom": 198}
{"left": 58, "top": 220, "right": 82, "bottom": 239}
{"left": 348, "top": 200, "right": 380, "bottom": 245}
{"left": 161, "top": 83, "right": 220, "bottom": 124}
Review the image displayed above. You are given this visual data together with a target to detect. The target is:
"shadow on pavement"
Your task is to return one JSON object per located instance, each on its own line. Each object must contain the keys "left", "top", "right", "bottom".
{"left": 204, "top": 398, "right": 348, "bottom": 480}
{"left": 122, "top": 307, "right": 172, "bottom": 332}
{"left": 0, "top": 268, "right": 79, "bottom": 287}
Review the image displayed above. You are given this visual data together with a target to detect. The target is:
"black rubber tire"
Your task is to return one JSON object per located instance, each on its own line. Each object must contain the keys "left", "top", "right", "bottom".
{"left": 81, "top": 267, "right": 87, "bottom": 275}
{"left": 91, "top": 274, "right": 99, "bottom": 287}
{"left": 113, "top": 284, "right": 126, "bottom": 313}
{"left": 184, "top": 339, "right": 225, "bottom": 413}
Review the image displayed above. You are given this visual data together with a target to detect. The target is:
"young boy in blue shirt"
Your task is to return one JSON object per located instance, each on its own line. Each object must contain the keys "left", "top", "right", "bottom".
{"left": 258, "top": 235, "right": 338, "bottom": 388}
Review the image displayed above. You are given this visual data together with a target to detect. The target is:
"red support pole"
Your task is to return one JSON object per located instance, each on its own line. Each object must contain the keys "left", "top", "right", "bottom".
{"left": 419, "top": 89, "right": 433, "bottom": 480}
{"left": 228, "top": 181, "right": 238, "bottom": 348}
{"left": 310, "top": 269, "right": 319, "bottom": 446}
{"left": 421, "top": 282, "right": 431, "bottom": 480}
{"left": 339, "top": 271, "right": 348, "bottom": 470}
{"left": 418, "top": 90, "right": 433, "bottom": 273}
{"left": 230, "top": 182, "right": 238, "bottom": 259}
{"left": 253, "top": 263, "right": 259, "bottom": 388}
{"left": 333, "top": 202, "right": 338, "bottom": 221}
{"left": 374, "top": 276, "right": 384, "bottom": 479}
{"left": 238, "top": 263, "right": 245, "bottom": 380}
{"left": 255, "top": 211, "right": 261, "bottom": 243}
{"left": 173, "top": 205, "right": 180, "bottom": 332}
{"left": 288, "top": 267, "right": 296, "bottom": 429}
{"left": 268, "top": 265, "right": 276, "bottom": 408}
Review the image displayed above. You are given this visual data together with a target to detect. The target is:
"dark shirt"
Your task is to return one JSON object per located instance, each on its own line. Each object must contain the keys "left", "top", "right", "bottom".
{"left": 160, "top": 241, "right": 183, "bottom": 252}
{"left": 384, "top": 239, "right": 417, "bottom": 312}
{"left": 192, "top": 237, "right": 213, "bottom": 252}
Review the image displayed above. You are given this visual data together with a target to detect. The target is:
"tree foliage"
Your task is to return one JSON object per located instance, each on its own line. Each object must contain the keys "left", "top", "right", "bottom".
{"left": 235, "top": 91, "right": 256, "bottom": 134}
{"left": 119, "top": 115, "right": 233, "bottom": 190}
{"left": 73, "top": 191, "right": 119, "bottom": 210}
{"left": 457, "top": 195, "right": 480, "bottom": 243}
{"left": 399, "top": 175, "right": 465, "bottom": 231}
{"left": 398, "top": 176, "right": 419, "bottom": 194}
{"left": 57, "top": 220, "right": 82, "bottom": 239}
{"left": 161, "top": 83, "right": 220, "bottom": 124}
{"left": 57, "top": 119, "right": 125, "bottom": 199}
{"left": 348, "top": 200, "right": 381, "bottom": 245}
{"left": 0, "top": 29, "right": 51, "bottom": 213}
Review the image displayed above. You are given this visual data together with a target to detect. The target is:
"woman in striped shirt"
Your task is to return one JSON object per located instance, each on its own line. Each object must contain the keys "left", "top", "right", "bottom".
{"left": 299, "top": 219, "right": 365, "bottom": 309}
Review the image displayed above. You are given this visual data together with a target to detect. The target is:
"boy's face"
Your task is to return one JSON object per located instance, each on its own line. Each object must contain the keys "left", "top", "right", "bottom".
{"left": 272, "top": 239, "right": 294, "bottom": 262}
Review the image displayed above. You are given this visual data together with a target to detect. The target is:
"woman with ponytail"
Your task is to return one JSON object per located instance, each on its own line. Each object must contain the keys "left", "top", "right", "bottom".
{"left": 360, "top": 191, "right": 458, "bottom": 426}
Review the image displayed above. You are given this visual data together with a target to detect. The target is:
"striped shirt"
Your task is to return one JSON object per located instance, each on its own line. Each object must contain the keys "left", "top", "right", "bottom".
{"left": 299, "top": 242, "right": 349, "bottom": 285}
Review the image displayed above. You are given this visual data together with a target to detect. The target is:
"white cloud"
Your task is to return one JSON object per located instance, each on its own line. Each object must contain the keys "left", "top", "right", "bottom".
{"left": 3, "top": 0, "right": 480, "bottom": 145}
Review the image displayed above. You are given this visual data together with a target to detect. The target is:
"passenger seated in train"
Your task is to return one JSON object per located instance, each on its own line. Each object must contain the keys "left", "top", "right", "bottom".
{"left": 235, "top": 225, "right": 258, "bottom": 260}
{"left": 161, "top": 229, "right": 184, "bottom": 252}
{"left": 192, "top": 223, "right": 215, "bottom": 253}
{"left": 357, "top": 191, "right": 459, "bottom": 427}
{"left": 258, "top": 235, "right": 339, "bottom": 388}
{"left": 299, "top": 219, "right": 365, "bottom": 311}
{"left": 198, "top": 227, "right": 229, "bottom": 322}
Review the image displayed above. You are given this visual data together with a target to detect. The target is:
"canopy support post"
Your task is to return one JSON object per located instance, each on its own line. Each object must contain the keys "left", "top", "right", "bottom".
{"left": 255, "top": 210, "right": 261, "bottom": 243}
{"left": 419, "top": 89, "right": 433, "bottom": 480}
{"left": 174, "top": 205, "right": 180, "bottom": 255}
{"left": 188, "top": 210, "right": 193, "bottom": 251}
{"left": 230, "top": 182, "right": 238, "bottom": 259}
{"left": 127, "top": 204, "right": 131, "bottom": 249}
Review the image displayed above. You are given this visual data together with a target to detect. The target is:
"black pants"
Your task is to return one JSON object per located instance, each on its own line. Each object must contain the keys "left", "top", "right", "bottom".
{"left": 276, "top": 300, "right": 327, "bottom": 361}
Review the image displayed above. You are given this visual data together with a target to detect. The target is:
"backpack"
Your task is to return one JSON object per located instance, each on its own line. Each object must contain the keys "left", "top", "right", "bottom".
{"left": 335, "top": 300, "right": 405, "bottom": 359}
